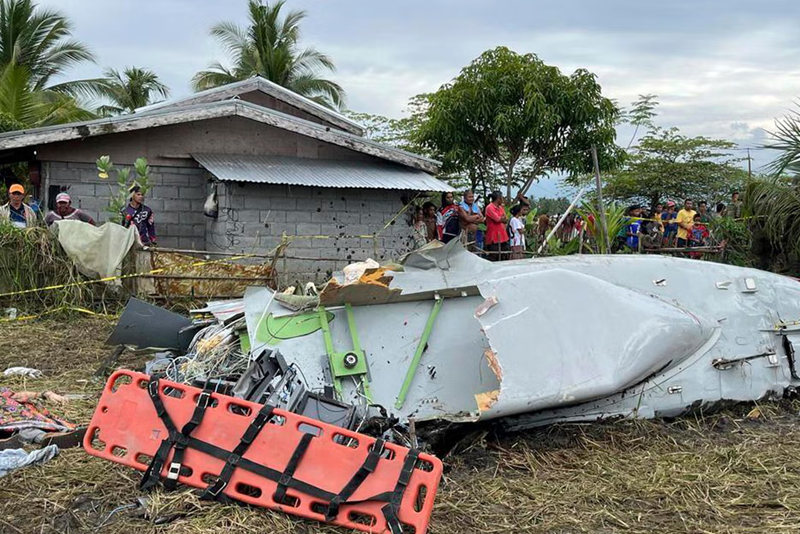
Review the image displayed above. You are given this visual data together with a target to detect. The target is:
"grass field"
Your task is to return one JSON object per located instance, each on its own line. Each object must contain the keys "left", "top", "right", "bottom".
{"left": 1, "top": 317, "right": 799, "bottom": 534}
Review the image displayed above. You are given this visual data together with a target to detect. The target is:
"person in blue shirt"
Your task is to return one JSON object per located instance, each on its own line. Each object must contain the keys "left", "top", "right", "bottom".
{"left": 625, "top": 205, "right": 643, "bottom": 251}
{"left": 661, "top": 201, "right": 678, "bottom": 247}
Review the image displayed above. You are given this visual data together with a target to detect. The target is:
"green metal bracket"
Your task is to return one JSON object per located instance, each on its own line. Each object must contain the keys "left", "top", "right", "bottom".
{"left": 395, "top": 297, "right": 444, "bottom": 410}
{"left": 318, "top": 304, "right": 372, "bottom": 402}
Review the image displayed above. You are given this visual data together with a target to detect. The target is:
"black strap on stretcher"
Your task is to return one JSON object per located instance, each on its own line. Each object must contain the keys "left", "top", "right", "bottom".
{"left": 140, "top": 377, "right": 418, "bottom": 533}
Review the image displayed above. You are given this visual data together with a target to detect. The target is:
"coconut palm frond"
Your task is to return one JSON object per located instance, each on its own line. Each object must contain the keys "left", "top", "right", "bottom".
{"left": 745, "top": 177, "right": 800, "bottom": 257}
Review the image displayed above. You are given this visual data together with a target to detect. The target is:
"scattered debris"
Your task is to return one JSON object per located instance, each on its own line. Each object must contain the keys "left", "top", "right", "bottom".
{"left": 0, "top": 444, "right": 59, "bottom": 477}
{"left": 3, "top": 367, "right": 43, "bottom": 378}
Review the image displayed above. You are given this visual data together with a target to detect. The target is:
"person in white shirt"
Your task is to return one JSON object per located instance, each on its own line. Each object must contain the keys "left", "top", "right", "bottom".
{"left": 509, "top": 204, "right": 529, "bottom": 259}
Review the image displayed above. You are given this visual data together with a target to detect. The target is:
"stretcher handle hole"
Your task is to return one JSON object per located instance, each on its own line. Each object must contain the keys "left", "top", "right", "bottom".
{"left": 228, "top": 403, "right": 252, "bottom": 417}
{"left": 110, "top": 374, "right": 132, "bottom": 393}
{"left": 270, "top": 415, "right": 286, "bottom": 426}
{"left": 101, "top": 406, "right": 108, "bottom": 413}
{"left": 201, "top": 473, "right": 217, "bottom": 484}
{"left": 88, "top": 427, "right": 106, "bottom": 451}
{"left": 332, "top": 433, "right": 358, "bottom": 448}
{"left": 164, "top": 386, "right": 185, "bottom": 399}
{"left": 348, "top": 511, "right": 377, "bottom": 527}
{"left": 369, "top": 442, "right": 396, "bottom": 460}
{"left": 135, "top": 453, "right": 153, "bottom": 466}
{"left": 401, "top": 523, "right": 417, "bottom": 533}
{"left": 111, "top": 446, "right": 128, "bottom": 458}
{"left": 235, "top": 482, "right": 262, "bottom": 498}
{"left": 309, "top": 502, "right": 327, "bottom": 516}
{"left": 415, "top": 459, "right": 434, "bottom": 472}
{"left": 193, "top": 393, "right": 219, "bottom": 408}
{"left": 273, "top": 493, "right": 301, "bottom": 508}
{"left": 137, "top": 379, "right": 148, "bottom": 389}
{"left": 298, "top": 422, "right": 322, "bottom": 436}
{"left": 413, "top": 484, "right": 428, "bottom": 512}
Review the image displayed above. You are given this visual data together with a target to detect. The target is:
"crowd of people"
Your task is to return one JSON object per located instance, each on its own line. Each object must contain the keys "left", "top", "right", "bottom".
{"left": 0, "top": 183, "right": 157, "bottom": 245}
{"left": 412, "top": 189, "right": 531, "bottom": 260}
{"left": 409, "top": 189, "right": 745, "bottom": 260}
{"left": 615, "top": 191, "right": 743, "bottom": 255}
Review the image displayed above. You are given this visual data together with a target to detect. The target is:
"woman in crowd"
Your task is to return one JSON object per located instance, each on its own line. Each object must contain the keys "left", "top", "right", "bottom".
{"left": 484, "top": 191, "right": 509, "bottom": 261}
{"left": 422, "top": 201, "right": 437, "bottom": 242}
{"left": 412, "top": 206, "right": 428, "bottom": 249}
{"left": 436, "top": 191, "right": 461, "bottom": 244}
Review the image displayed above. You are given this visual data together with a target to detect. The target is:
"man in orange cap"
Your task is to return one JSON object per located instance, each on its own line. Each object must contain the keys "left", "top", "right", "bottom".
{"left": 0, "top": 184, "right": 38, "bottom": 228}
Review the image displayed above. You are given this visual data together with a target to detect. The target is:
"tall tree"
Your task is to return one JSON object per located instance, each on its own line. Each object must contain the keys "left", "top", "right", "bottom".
{"left": 415, "top": 47, "right": 622, "bottom": 199}
{"left": 96, "top": 67, "right": 170, "bottom": 116}
{"left": 192, "top": 0, "right": 344, "bottom": 109}
{"left": 0, "top": 0, "right": 101, "bottom": 97}
{"left": 602, "top": 126, "right": 747, "bottom": 208}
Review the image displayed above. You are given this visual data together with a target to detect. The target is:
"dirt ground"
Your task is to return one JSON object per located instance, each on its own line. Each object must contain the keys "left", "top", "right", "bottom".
{"left": 1, "top": 317, "right": 800, "bottom": 534}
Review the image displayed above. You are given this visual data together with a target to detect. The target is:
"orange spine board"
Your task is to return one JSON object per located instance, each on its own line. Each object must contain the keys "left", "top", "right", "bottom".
{"left": 84, "top": 370, "right": 442, "bottom": 534}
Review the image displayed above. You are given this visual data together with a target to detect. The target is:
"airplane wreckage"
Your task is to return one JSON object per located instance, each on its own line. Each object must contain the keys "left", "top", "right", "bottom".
{"left": 86, "top": 240, "right": 800, "bottom": 532}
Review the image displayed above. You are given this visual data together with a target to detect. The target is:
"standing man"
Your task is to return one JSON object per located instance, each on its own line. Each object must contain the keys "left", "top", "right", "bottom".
{"left": 121, "top": 185, "right": 156, "bottom": 245}
{"left": 697, "top": 200, "right": 712, "bottom": 224}
{"left": 725, "top": 191, "right": 743, "bottom": 219}
{"left": 458, "top": 189, "right": 484, "bottom": 251}
{"left": 676, "top": 199, "right": 697, "bottom": 248}
{"left": 661, "top": 201, "right": 678, "bottom": 247}
{"left": 44, "top": 193, "right": 96, "bottom": 226}
{"left": 0, "top": 184, "right": 38, "bottom": 228}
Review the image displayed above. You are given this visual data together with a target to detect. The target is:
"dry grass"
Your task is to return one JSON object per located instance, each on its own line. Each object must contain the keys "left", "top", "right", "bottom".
{"left": 1, "top": 318, "right": 800, "bottom": 533}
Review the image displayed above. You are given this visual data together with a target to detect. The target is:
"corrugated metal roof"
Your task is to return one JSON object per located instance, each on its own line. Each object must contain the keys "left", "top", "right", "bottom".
{"left": 193, "top": 154, "right": 452, "bottom": 192}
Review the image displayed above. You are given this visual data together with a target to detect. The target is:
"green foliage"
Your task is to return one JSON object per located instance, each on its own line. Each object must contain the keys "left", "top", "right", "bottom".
{"left": 709, "top": 216, "right": 753, "bottom": 267}
{"left": 765, "top": 103, "right": 800, "bottom": 176}
{"left": 577, "top": 201, "right": 628, "bottom": 254}
{"left": 531, "top": 196, "right": 571, "bottom": 215}
{"left": 415, "top": 46, "right": 623, "bottom": 199}
{"left": 192, "top": 0, "right": 344, "bottom": 109}
{"left": 745, "top": 176, "right": 800, "bottom": 260}
{"left": 601, "top": 125, "right": 747, "bottom": 209}
{"left": 0, "top": 0, "right": 104, "bottom": 98}
{"left": 545, "top": 235, "right": 581, "bottom": 256}
{"left": 619, "top": 94, "right": 659, "bottom": 149}
{"left": 96, "top": 156, "right": 151, "bottom": 223}
{"left": 0, "top": 63, "right": 95, "bottom": 132}
{"left": 0, "top": 224, "right": 89, "bottom": 311}
{"left": 96, "top": 67, "right": 170, "bottom": 116}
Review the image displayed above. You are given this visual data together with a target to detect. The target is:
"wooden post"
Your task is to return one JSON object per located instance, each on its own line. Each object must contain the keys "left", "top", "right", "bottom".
{"left": 591, "top": 145, "right": 611, "bottom": 253}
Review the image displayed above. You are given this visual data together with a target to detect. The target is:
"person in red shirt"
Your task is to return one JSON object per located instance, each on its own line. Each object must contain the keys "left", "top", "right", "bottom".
{"left": 484, "top": 191, "right": 509, "bottom": 261}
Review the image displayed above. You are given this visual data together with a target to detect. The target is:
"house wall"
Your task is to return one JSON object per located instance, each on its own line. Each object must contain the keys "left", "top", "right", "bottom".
{"left": 207, "top": 182, "right": 416, "bottom": 283}
{"left": 43, "top": 161, "right": 209, "bottom": 249}
{"left": 42, "top": 161, "right": 417, "bottom": 280}
{"left": 36, "top": 116, "right": 381, "bottom": 167}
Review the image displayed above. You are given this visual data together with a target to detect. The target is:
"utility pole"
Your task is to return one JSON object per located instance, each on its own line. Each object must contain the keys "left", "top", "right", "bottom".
{"left": 747, "top": 148, "right": 752, "bottom": 178}
{"left": 591, "top": 145, "right": 611, "bottom": 252}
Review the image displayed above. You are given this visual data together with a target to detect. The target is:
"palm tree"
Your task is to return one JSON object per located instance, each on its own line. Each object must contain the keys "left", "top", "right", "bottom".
{"left": 96, "top": 67, "right": 170, "bottom": 116}
{"left": 766, "top": 104, "right": 800, "bottom": 176}
{"left": 0, "top": 0, "right": 101, "bottom": 97}
{"left": 192, "top": 0, "right": 345, "bottom": 109}
{"left": 0, "top": 63, "right": 94, "bottom": 132}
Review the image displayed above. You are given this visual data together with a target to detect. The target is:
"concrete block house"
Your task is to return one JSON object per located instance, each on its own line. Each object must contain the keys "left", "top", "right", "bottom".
{"left": 0, "top": 77, "right": 449, "bottom": 280}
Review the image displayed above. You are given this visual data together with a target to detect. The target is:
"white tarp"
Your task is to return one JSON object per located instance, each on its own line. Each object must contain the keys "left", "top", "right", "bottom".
{"left": 52, "top": 220, "right": 137, "bottom": 281}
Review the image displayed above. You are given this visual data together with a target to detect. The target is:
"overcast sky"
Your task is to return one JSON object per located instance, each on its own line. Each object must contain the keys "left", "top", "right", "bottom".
{"left": 50, "top": 0, "right": 800, "bottom": 197}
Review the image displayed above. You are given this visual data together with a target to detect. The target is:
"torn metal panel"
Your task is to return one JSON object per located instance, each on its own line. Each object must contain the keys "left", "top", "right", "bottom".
{"left": 107, "top": 297, "right": 196, "bottom": 351}
{"left": 234, "top": 240, "right": 800, "bottom": 430}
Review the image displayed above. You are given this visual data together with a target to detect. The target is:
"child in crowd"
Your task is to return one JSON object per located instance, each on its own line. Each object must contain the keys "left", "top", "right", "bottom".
{"left": 509, "top": 204, "right": 527, "bottom": 259}
{"left": 688, "top": 213, "right": 710, "bottom": 259}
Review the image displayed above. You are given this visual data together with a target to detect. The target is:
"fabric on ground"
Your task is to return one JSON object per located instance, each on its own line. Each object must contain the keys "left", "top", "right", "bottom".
{"left": 0, "top": 387, "right": 77, "bottom": 433}
{"left": 52, "top": 220, "right": 136, "bottom": 281}
{"left": 0, "top": 444, "right": 59, "bottom": 477}
{"left": 3, "top": 367, "right": 42, "bottom": 378}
